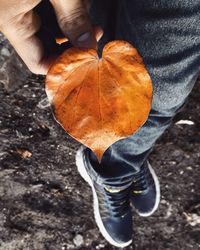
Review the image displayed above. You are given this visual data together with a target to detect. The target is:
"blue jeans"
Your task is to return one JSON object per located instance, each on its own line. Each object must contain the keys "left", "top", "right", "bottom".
{"left": 86, "top": 0, "right": 200, "bottom": 186}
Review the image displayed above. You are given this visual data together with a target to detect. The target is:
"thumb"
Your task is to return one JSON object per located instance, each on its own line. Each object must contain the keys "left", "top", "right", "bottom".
{"left": 50, "top": 0, "right": 97, "bottom": 49}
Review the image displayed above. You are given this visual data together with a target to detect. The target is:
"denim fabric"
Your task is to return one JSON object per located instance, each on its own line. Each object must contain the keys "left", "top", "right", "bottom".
{"left": 86, "top": 0, "right": 200, "bottom": 184}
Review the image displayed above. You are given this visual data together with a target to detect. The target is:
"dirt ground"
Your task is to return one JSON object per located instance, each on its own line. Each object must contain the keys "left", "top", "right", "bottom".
{"left": 0, "top": 34, "right": 200, "bottom": 250}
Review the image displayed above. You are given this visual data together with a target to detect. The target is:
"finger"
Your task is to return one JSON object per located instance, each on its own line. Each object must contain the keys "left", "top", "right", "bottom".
{"left": 56, "top": 25, "right": 103, "bottom": 45}
{"left": 83, "top": 0, "right": 91, "bottom": 12}
{"left": 94, "top": 26, "right": 103, "bottom": 42}
{"left": 50, "top": 0, "right": 97, "bottom": 49}
{"left": 1, "top": 10, "right": 49, "bottom": 74}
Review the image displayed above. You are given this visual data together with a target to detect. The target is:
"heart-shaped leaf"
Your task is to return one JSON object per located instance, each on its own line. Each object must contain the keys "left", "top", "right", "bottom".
{"left": 45, "top": 40, "right": 152, "bottom": 162}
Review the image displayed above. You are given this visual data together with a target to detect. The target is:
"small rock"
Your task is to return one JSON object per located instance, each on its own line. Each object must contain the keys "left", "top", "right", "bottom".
{"left": 73, "top": 234, "right": 84, "bottom": 247}
{"left": 160, "top": 199, "right": 167, "bottom": 204}
{"left": 175, "top": 120, "right": 194, "bottom": 125}
{"left": 37, "top": 97, "right": 50, "bottom": 109}
{"left": 185, "top": 154, "right": 190, "bottom": 159}
{"left": 96, "top": 243, "right": 105, "bottom": 249}
{"left": 66, "top": 244, "right": 75, "bottom": 249}
{"left": 165, "top": 204, "right": 173, "bottom": 219}
{"left": 167, "top": 172, "right": 172, "bottom": 176}
{"left": 1, "top": 47, "right": 11, "bottom": 57}
{"left": 163, "top": 226, "right": 175, "bottom": 234}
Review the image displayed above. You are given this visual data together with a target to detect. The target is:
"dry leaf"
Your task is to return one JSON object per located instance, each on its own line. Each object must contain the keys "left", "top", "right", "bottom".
{"left": 16, "top": 148, "right": 32, "bottom": 159}
{"left": 46, "top": 40, "right": 152, "bottom": 162}
{"left": 56, "top": 37, "right": 68, "bottom": 45}
{"left": 183, "top": 212, "right": 200, "bottom": 226}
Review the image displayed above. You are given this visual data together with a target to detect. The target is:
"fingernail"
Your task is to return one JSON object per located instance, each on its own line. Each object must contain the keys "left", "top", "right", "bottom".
{"left": 76, "top": 31, "right": 97, "bottom": 49}
{"left": 78, "top": 32, "right": 91, "bottom": 42}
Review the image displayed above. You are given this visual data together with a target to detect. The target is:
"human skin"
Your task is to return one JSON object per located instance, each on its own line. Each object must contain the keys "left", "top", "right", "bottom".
{"left": 0, "top": 0, "right": 97, "bottom": 75}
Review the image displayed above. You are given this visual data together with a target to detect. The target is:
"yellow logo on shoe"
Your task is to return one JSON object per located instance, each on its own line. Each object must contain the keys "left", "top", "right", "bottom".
{"left": 133, "top": 190, "right": 143, "bottom": 194}
{"left": 104, "top": 187, "right": 122, "bottom": 193}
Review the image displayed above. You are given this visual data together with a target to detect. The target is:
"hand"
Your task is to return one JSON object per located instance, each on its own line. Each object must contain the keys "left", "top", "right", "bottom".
{"left": 0, "top": 0, "right": 98, "bottom": 75}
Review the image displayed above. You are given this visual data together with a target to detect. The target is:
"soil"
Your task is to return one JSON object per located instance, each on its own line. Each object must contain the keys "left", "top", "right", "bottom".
{"left": 0, "top": 34, "right": 200, "bottom": 250}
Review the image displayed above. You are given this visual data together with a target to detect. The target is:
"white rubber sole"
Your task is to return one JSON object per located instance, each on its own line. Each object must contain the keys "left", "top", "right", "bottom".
{"left": 135, "top": 162, "right": 160, "bottom": 217}
{"left": 75, "top": 146, "right": 132, "bottom": 248}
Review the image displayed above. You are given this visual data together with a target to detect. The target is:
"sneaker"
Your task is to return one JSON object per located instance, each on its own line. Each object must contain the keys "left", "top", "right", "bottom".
{"left": 76, "top": 147, "right": 133, "bottom": 248}
{"left": 130, "top": 161, "right": 160, "bottom": 217}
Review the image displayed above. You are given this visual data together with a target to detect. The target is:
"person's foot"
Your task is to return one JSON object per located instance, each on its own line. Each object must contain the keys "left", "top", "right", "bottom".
{"left": 130, "top": 161, "right": 160, "bottom": 217}
{"left": 76, "top": 147, "right": 133, "bottom": 248}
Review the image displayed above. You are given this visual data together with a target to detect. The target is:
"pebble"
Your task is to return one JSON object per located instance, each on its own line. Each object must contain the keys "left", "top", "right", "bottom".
{"left": 73, "top": 234, "right": 84, "bottom": 247}
{"left": 66, "top": 244, "right": 75, "bottom": 249}
{"left": 165, "top": 204, "right": 173, "bottom": 219}
{"left": 169, "top": 161, "right": 176, "bottom": 165}
{"left": 163, "top": 226, "right": 175, "bottom": 234}
{"left": 96, "top": 243, "right": 105, "bottom": 249}
{"left": 37, "top": 97, "right": 50, "bottom": 109}
{"left": 160, "top": 199, "right": 167, "bottom": 204}
{"left": 1, "top": 47, "right": 11, "bottom": 57}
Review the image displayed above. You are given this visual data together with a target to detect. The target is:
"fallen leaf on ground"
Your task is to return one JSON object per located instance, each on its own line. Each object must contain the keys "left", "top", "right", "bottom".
{"left": 16, "top": 148, "right": 32, "bottom": 159}
{"left": 183, "top": 212, "right": 200, "bottom": 226}
{"left": 46, "top": 40, "right": 152, "bottom": 162}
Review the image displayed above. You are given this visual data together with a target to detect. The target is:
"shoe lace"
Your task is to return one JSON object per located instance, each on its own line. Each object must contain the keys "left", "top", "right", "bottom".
{"left": 95, "top": 184, "right": 131, "bottom": 218}
{"left": 132, "top": 163, "right": 152, "bottom": 194}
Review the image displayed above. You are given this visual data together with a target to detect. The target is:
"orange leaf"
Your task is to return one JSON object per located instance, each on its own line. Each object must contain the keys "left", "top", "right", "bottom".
{"left": 16, "top": 148, "right": 32, "bottom": 159}
{"left": 45, "top": 40, "right": 153, "bottom": 162}
{"left": 55, "top": 37, "right": 69, "bottom": 45}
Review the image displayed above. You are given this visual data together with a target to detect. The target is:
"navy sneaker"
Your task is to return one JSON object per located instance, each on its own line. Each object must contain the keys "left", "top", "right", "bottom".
{"left": 130, "top": 161, "right": 160, "bottom": 217}
{"left": 76, "top": 147, "right": 133, "bottom": 248}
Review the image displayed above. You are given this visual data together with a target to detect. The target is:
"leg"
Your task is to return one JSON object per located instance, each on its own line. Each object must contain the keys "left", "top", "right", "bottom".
{"left": 76, "top": 0, "right": 200, "bottom": 247}
{"left": 88, "top": 0, "right": 200, "bottom": 176}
